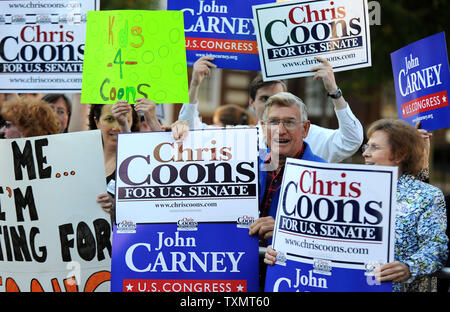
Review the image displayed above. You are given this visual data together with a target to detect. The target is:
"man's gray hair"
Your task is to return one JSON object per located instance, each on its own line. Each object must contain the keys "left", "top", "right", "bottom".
{"left": 262, "top": 92, "right": 308, "bottom": 122}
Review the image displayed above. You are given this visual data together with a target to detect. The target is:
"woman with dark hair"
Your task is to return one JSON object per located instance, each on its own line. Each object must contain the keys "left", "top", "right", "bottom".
{"left": 41, "top": 94, "right": 72, "bottom": 133}
{"left": 363, "top": 119, "right": 448, "bottom": 291}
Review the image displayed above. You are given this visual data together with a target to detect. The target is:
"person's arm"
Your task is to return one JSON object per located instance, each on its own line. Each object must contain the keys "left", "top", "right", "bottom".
{"left": 178, "top": 101, "right": 207, "bottom": 129}
{"left": 68, "top": 93, "right": 90, "bottom": 132}
{"left": 97, "top": 193, "right": 115, "bottom": 226}
{"left": 402, "top": 191, "right": 448, "bottom": 281}
{"left": 189, "top": 56, "right": 216, "bottom": 104}
{"left": 307, "top": 57, "right": 364, "bottom": 163}
{"left": 178, "top": 56, "right": 216, "bottom": 129}
{"left": 306, "top": 106, "right": 364, "bottom": 163}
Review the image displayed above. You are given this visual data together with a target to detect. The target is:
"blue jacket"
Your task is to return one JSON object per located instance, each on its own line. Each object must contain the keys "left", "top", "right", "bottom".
{"left": 259, "top": 142, "right": 326, "bottom": 219}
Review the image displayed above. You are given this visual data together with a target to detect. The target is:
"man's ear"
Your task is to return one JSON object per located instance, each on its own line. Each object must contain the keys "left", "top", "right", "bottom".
{"left": 302, "top": 120, "right": 310, "bottom": 138}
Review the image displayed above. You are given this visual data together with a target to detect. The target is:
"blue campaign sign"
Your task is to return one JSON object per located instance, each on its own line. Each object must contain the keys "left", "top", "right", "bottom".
{"left": 111, "top": 223, "right": 259, "bottom": 292}
{"left": 391, "top": 32, "right": 450, "bottom": 131}
{"left": 167, "top": 0, "right": 275, "bottom": 71}
{"left": 265, "top": 260, "right": 392, "bottom": 292}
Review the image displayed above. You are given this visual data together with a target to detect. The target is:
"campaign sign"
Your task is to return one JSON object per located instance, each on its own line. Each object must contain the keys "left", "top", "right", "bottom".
{"left": 391, "top": 32, "right": 450, "bottom": 131}
{"left": 253, "top": 0, "right": 372, "bottom": 81}
{"left": 167, "top": 0, "right": 274, "bottom": 71}
{"left": 265, "top": 159, "right": 396, "bottom": 292}
{"left": 81, "top": 10, "right": 189, "bottom": 104}
{"left": 0, "top": 0, "right": 99, "bottom": 92}
{"left": 111, "top": 223, "right": 259, "bottom": 292}
{"left": 0, "top": 131, "right": 111, "bottom": 292}
{"left": 114, "top": 128, "right": 259, "bottom": 225}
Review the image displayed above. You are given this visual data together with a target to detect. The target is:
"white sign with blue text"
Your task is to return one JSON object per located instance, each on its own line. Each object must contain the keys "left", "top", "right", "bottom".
{"left": 265, "top": 159, "right": 397, "bottom": 292}
{"left": 391, "top": 32, "right": 450, "bottom": 131}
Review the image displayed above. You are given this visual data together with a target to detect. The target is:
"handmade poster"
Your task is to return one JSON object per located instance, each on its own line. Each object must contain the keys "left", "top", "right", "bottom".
{"left": 265, "top": 159, "right": 396, "bottom": 292}
{"left": 0, "top": 0, "right": 99, "bottom": 93}
{"left": 111, "top": 128, "right": 259, "bottom": 292}
{"left": 391, "top": 32, "right": 450, "bottom": 131}
{"left": 0, "top": 131, "right": 111, "bottom": 292}
{"left": 114, "top": 128, "right": 259, "bottom": 225}
{"left": 253, "top": 0, "right": 372, "bottom": 81}
{"left": 81, "top": 10, "right": 189, "bottom": 104}
{"left": 167, "top": 0, "right": 274, "bottom": 71}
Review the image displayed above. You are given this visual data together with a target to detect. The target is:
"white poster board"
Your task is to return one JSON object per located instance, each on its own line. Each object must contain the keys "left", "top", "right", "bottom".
{"left": 115, "top": 128, "right": 259, "bottom": 226}
{"left": 271, "top": 159, "right": 396, "bottom": 281}
{"left": 253, "top": 0, "right": 372, "bottom": 81}
{"left": 0, "top": 0, "right": 99, "bottom": 92}
{"left": 0, "top": 131, "right": 111, "bottom": 292}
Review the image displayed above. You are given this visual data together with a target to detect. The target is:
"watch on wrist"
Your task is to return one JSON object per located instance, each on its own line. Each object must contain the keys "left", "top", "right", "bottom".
{"left": 327, "top": 87, "right": 342, "bottom": 99}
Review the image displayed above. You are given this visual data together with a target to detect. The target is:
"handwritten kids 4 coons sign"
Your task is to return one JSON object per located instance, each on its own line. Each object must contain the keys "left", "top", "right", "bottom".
{"left": 265, "top": 159, "right": 396, "bottom": 292}
{"left": 253, "top": 0, "right": 372, "bottom": 81}
{"left": 391, "top": 32, "right": 450, "bottom": 131}
{"left": 0, "top": 131, "right": 111, "bottom": 292}
{"left": 114, "top": 128, "right": 259, "bottom": 225}
{"left": 0, "top": 0, "right": 99, "bottom": 93}
{"left": 81, "top": 10, "right": 189, "bottom": 104}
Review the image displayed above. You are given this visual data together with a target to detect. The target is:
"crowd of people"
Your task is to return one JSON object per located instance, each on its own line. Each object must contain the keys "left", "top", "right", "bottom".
{"left": 0, "top": 55, "right": 448, "bottom": 292}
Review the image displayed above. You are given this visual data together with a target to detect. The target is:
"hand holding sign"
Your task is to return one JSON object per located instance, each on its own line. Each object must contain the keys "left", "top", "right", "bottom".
{"left": 111, "top": 101, "right": 132, "bottom": 133}
{"left": 310, "top": 57, "right": 339, "bottom": 94}
{"left": 248, "top": 216, "right": 275, "bottom": 240}
{"left": 391, "top": 32, "right": 450, "bottom": 131}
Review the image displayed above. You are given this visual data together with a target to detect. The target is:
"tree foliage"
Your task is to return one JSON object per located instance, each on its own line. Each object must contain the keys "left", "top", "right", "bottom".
{"left": 338, "top": 0, "right": 450, "bottom": 98}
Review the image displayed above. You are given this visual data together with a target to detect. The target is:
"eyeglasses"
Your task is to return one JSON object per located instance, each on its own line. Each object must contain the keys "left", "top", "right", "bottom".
{"left": 361, "top": 144, "right": 386, "bottom": 153}
{"left": 265, "top": 118, "right": 303, "bottom": 130}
